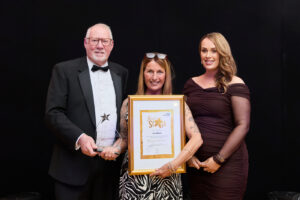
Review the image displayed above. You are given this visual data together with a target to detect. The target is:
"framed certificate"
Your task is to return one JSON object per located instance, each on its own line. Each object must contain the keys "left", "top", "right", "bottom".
{"left": 128, "top": 95, "right": 186, "bottom": 175}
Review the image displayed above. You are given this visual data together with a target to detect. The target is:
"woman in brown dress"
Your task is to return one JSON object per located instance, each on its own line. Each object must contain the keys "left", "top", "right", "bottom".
{"left": 183, "top": 32, "right": 251, "bottom": 200}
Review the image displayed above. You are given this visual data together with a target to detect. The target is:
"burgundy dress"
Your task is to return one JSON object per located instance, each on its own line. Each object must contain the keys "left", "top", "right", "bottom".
{"left": 183, "top": 78, "right": 250, "bottom": 200}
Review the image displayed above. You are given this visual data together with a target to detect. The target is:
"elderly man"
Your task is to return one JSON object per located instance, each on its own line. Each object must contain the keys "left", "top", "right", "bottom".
{"left": 45, "top": 23, "right": 128, "bottom": 200}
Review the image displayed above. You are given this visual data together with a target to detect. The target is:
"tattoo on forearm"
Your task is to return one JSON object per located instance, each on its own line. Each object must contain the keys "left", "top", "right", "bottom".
{"left": 190, "top": 124, "right": 200, "bottom": 134}
{"left": 185, "top": 106, "right": 191, "bottom": 115}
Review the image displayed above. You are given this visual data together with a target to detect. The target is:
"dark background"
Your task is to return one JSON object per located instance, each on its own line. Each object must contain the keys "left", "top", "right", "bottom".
{"left": 1, "top": 0, "right": 299, "bottom": 199}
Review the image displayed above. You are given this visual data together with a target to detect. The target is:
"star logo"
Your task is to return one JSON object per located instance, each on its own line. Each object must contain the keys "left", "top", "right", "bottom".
{"left": 154, "top": 118, "right": 166, "bottom": 128}
{"left": 101, "top": 113, "right": 110, "bottom": 123}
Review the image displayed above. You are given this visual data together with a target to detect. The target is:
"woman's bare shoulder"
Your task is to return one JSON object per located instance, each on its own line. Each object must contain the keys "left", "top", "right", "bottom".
{"left": 229, "top": 76, "right": 245, "bottom": 84}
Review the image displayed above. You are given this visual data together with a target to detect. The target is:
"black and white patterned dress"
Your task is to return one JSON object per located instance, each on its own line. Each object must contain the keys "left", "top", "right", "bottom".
{"left": 119, "top": 152, "right": 183, "bottom": 200}
{"left": 119, "top": 110, "right": 183, "bottom": 200}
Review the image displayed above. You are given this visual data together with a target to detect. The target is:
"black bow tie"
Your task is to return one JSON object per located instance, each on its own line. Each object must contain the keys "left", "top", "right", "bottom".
{"left": 91, "top": 65, "right": 109, "bottom": 72}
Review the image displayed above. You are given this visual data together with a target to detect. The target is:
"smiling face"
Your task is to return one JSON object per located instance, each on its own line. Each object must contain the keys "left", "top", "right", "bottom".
{"left": 144, "top": 60, "right": 166, "bottom": 95}
{"left": 200, "top": 38, "right": 220, "bottom": 72}
{"left": 84, "top": 24, "right": 114, "bottom": 66}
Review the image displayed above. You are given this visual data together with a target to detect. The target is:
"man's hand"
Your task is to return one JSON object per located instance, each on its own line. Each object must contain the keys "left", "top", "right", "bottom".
{"left": 78, "top": 134, "right": 98, "bottom": 157}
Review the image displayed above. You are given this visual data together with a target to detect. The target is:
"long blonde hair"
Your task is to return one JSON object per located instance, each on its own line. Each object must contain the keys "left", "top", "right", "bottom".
{"left": 199, "top": 32, "right": 237, "bottom": 92}
{"left": 136, "top": 53, "right": 172, "bottom": 95}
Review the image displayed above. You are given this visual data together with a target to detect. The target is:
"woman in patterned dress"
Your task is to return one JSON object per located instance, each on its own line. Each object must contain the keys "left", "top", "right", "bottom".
{"left": 103, "top": 52, "right": 203, "bottom": 200}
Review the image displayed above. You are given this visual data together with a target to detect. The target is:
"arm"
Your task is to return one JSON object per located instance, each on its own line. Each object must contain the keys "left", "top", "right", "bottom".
{"left": 45, "top": 64, "right": 97, "bottom": 156}
{"left": 150, "top": 103, "right": 203, "bottom": 178}
{"left": 218, "top": 96, "right": 250, "bottom": 160}
{"left": 118, "top": 98, "right": 129, "bottom": 152}
{"left": 201, "top": 96, "right": 251, "bottom": 173}
{"left": 101, "top": 98, "right": 129, "bottom": 160}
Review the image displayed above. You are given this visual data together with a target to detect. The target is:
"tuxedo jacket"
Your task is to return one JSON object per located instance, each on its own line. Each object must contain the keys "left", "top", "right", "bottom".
{"left": 45, "top": 57, "right": 128, "bottom": 185}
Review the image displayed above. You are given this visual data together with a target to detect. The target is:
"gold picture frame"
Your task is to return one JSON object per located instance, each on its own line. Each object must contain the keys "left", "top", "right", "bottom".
{"left": 128, "top": 95, "right": 186, "bottom": 175}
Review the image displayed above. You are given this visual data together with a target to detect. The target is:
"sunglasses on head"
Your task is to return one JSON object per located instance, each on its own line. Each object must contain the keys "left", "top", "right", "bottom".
{"left": 145, "top": 52, "right": 167, "bottom": 59}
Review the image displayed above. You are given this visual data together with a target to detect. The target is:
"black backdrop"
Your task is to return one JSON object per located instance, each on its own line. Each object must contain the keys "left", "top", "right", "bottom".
{"left": 1, "top": 0, "right": 299, "bottom": 199}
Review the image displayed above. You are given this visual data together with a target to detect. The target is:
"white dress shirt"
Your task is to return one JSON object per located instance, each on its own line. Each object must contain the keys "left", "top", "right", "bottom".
{"left": 75, "top": 57, "right": 117, "bottom": 149}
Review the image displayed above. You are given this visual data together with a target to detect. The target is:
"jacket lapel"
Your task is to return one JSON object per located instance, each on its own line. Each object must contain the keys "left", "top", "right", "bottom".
{"left": 110, "top": 69, "right": 122, "bottom": 114}
{"left": 78, "top": 59, "right": 96, "bottom": 127}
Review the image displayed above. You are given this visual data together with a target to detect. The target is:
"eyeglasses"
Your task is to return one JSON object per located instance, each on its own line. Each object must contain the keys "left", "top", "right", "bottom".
{"left": 145, "top": 52, "right": 167, "bottom": 59}
{"left": 86, "top": 38, "right": 112, "bottom": 46}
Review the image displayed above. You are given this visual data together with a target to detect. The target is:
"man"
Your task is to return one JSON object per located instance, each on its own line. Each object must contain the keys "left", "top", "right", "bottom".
{"left": 45, "top": 23, "right": 128, "bottom": 200}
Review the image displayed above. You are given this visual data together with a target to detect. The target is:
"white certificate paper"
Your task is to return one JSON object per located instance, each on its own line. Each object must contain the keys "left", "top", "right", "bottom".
{"left": 141, "top": 110, "right": 174, "bottom": 158}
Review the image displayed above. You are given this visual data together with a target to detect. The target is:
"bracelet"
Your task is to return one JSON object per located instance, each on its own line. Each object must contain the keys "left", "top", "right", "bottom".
{"left": 167, "top": 162, "right": 177, "bottom": 173}
{"left": 213, "top": 153, "right": 225, "bottom": 165}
